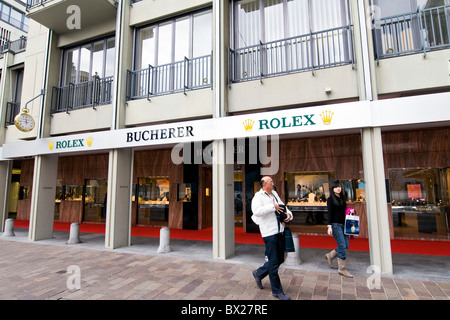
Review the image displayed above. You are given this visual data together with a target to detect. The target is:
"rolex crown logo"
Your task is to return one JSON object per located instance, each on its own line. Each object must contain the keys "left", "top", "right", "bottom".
{"left": 48, "top": 141, "right": 54, "bottom": 150}
{"left": 320, "top": 110, "right": 334, "bottom": 125}
{"left": 243, "top": 119, "right": 254, "bottom": 132}
{"left": 86, "top": 136, "right": 93, "bottom": 147}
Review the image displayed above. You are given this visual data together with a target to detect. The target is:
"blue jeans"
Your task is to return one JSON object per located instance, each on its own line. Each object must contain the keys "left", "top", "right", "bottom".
{"left": 254, "top": 233, "right": 285, "bottom": 294}
{"left": 332, "top": 223, "right": 349, "bottom": 259}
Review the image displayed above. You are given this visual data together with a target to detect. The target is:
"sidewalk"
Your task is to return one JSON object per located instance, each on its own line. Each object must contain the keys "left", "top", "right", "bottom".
{"left": 0, "top": 228, "right": 449, "bottom": 301}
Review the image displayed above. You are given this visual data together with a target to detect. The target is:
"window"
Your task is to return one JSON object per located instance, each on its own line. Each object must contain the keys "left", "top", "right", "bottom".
{"left": 233, "top": 0, "right": 350, "bottom": 48}
{"left": 128, "top": 9, "right": 212, "bottom": 99}
{"left": 135, "top": 9, "right": 212, "bottom": 70}
{"left": 136, "top": 177, "right": 169, "bottom": 225}
{"left": 389, "top": 168, "right": 449, "bottom": 239}
{"left": 0, "top": 1, "right": 29, "bottom": 32}
{"left": 372, "top": 0, "right": 450, "bottom": 57}
{"left": 53, "top": 37, "right": 115, "bottom": 112}
{"left": 62, "top": 36, "right": 115, "bottom": 85}
{"left": 231, "top": 0, "right": 352, "bottom": 81}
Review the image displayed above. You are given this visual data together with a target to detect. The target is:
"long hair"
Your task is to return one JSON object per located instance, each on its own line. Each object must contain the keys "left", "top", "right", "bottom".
{"left": 329, "top": 180, "right": 346, "bottom": 207}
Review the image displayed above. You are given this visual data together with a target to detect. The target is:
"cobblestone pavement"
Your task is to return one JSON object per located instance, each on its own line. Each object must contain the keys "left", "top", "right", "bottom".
{"left": 0, "top": 239, "right": 449, "bottom": 301}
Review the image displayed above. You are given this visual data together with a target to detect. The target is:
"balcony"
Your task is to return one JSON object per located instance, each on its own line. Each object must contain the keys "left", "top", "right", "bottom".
{"left": 126, "top": 54, "right": 212, "bottom": 100}
{"left": 51, "top": 76, "right": 114, "bottom": 114}
{"left": 26, "top": 0, "right": 117, "bottom": 34}
{"left": 0, "top": 37, "right": 27, "bottom": 57}
{"left": 373, "top": 4, "right": 450, "bottom": 60}
{"left": 229, "top": 25, "right": 354, "bottom": 83}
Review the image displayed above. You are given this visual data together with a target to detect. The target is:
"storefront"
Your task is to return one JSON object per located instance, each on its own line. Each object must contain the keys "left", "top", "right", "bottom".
{"left": 383, "top": 128, "right": 449, "bottom": 240}
{"left": 1, "top": 95, "right": 449, "bottom": 249}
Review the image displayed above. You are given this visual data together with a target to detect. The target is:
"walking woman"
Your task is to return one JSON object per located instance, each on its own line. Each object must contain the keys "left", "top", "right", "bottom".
{"left": 325, "top": 180, "right": 353, "bottom": 278}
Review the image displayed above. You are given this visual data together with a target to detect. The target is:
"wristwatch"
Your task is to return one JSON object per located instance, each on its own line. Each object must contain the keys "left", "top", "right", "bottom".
{"left": 14, "top": 109, "right": 35, "bottom": 132}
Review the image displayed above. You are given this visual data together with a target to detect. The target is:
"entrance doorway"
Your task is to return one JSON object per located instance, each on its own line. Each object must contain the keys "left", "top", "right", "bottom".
{"left": 199, "top": 165, "right": 212, "bottom": 229}
{"left": 83, "top": 179, "right": 108, "bottom": 223}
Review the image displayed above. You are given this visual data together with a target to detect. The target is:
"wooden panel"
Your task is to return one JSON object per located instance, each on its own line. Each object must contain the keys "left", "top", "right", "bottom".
{"left": 58, "top": 201, "right": 83, "bottom": 223}
{"left": 19, "top": 159, "right": 34, "bottom": 186}
{"left": 382, "top": 127, "right": 450, "bottom": 170}
{"left": 134, "top": 149, "right": 184, "bottom": 229}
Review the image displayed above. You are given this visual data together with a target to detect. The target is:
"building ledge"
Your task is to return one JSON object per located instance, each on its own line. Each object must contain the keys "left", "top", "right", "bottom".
{"left": 26, "top": 0, "right": 117, "bottom": 34}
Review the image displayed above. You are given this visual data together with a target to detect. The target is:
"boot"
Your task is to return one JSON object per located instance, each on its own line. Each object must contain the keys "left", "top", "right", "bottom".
{"left": 325, "top": 250, "right": 337, "bottom": 268}
{"left": 337, "top": 258, "right": 353, "bottom": 278}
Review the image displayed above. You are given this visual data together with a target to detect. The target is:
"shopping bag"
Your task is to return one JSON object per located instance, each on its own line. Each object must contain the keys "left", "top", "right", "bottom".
{"left": 284, "top": 227, "right": 295, "bottom": 252}
{"left": 344, "top": 212, "right": 360, "bottom": 236}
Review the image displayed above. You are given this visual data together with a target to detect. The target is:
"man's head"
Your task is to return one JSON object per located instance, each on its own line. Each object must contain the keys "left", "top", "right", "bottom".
{"left": 260, "top": 176, "right": 275, "bottom": 193}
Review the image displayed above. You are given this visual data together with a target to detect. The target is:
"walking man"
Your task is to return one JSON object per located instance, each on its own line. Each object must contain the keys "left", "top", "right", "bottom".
{"left": 251, "top": 176, "right": 293, "bottom": 300}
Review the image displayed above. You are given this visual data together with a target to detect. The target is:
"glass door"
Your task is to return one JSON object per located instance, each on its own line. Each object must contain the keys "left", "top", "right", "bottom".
{"left": 83, "top": 179, "right": 108, "bottom": 223}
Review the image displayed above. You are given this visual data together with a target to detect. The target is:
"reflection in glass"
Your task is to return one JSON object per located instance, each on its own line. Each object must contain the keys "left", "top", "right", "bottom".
{"left": 137, "top": 177, "right": 169, "bottom": 225}
{"left": 84, "top": 179, "right": 108, "bottom": 223}
{"left": 389, "top": 168, "right": 449, "bottom": 239}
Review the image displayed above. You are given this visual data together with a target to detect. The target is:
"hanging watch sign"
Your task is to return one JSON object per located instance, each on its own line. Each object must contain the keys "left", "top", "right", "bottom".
{"left": 14, "top": 108, "right": 35, "bottom": 132}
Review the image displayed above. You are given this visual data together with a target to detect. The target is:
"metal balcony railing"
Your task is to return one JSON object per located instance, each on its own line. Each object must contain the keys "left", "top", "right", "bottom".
{"left": 126, "top": 54, "right": 212, "bottom": 101}
{"left": 373, "top": 4, "right": 450, "bottom": 60}
{"left": 0, "top": 37, "right": 27, "bottom": 55}
{"left": 51, "top": 76, "right": 114, "bottom": 114}
{"left": 26, "top": 0, "right": 51, "bottom": 10}
{"left": 229, "top": 25, "right": 354, "bottom": 83}
{"left": 4, "top": 101, "right": 20, "bottom": 127}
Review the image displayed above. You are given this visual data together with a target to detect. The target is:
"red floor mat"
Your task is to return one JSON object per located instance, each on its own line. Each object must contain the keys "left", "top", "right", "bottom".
{"left": 12, "top": 220, "right": 450, "bottom": 256}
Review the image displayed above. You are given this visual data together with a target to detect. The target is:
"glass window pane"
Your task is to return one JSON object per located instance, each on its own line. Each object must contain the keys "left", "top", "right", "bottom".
{"left": 378, "top": 0, "right": 412, "bottom": 18}
{"left": 1, "top": 5, "right": 10, "bottom": 22}
{"left": 193, "top": 10, "right": 212, "bottom": 57}
{"left": 158, "top": 22, "right": 173, "bottom": 65}
{"left": 10, "top": 8, "right": 22, "bottom": 28}
{"left": 174, "top": 16, "right": 190, "bottom": 61}
{"left": 92, "top": 40, "right": 104, "bottom": 78}
{"left": 236, "top": 0, "right": 261, "bottom": 48}
{"left": 63, "top": 48, "right": 79, "bottom": 85}
{"left": 105, "top": 37, "right": 115, "bottom": 77}
{"left": 79, "top": 44, "right": 91, "bottom": 82}
{"left": 287, "top": 0, "right": 310, "bottom": 37}
{"left": 139, "top": 26, "right": 156, "bottom": 68}
{"left": 311, "top": 0, "right": 346, "bottom": 31}
{"left": 263, "top": 0, "right": 284, "bottom": 42}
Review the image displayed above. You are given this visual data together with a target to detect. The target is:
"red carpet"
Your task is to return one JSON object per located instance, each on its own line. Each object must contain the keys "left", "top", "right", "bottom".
{"left": 12, "top": 220, "right": 450, "bottom": 256}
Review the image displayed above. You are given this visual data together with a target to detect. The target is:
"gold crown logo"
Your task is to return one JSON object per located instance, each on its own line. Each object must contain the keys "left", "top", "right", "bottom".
{"left": 86, "top": 136, "right": 93, "bottom": 147}
{"left": 243, "top": 119, "right": 254, "bottom": 132}
{"left": 320, "top": 110, "right": 334, "bottom": 125}
{"left": 48, "top": 141, "right": 54, "bottom": 150}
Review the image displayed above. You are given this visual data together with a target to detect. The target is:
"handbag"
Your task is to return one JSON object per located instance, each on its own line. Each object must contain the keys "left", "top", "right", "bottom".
{"left": 284, "top": 227, "right": 295, "bottom": 252}
{"left": 344, "top": 207, "right": 360, "bottom": 236}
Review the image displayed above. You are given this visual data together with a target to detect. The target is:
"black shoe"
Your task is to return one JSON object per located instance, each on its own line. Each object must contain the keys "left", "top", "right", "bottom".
{"left": 252, "top": 270, "right": 263, "bottom": 289}
{"left": 272, "top": 292, "right": 291, "bottom": 300}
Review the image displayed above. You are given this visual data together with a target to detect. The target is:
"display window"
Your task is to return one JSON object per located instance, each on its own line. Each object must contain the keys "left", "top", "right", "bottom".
{"left": 389, "top": 168, "right": 449, "bottom": 239}
{"left": 136, "top": 177, "right": 169, "bottom": 225}
{"left": 83, "top": 179, "right": 108, "bottom": 223}
{"left": 285, "top": 172, "right": 366, "bottom": 233}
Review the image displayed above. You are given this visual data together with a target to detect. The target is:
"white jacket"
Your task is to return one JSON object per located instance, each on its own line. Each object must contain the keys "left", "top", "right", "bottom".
{"left": 251, "top": 189, "right": 293, "bottom": 238}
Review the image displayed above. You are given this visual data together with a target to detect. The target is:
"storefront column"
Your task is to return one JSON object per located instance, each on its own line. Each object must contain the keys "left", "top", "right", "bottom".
{"left": 105, "top": 148, "right": 133, "bottom": 249}
{"left": 0, "top": 161, "right": 12, "bottom": 232}
{"left": 353, "top": 0, "right": 393, "bottom": 275}
{"left": 28, "top": 155, "right": 58, "bottom": 241}
{"left": 212, "top": 139, "right": 235, "bottom": 259}
{"left": 361, "top": 127, "right": 393, "bottom": 275}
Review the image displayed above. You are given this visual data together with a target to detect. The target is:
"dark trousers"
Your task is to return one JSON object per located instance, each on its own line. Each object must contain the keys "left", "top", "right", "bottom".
{"left": 254, "top": 233, "right": 285, "bottom": 294}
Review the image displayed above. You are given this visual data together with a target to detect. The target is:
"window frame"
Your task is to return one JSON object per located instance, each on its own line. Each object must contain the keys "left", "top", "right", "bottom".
{"left": 60, "top": 35, "right": 115, "bottom": 86}
{"left": 133, "top": 8, "right": 212, "bottom": 71}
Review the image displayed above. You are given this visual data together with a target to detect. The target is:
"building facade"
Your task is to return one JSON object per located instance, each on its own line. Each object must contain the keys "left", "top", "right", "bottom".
{"left": 0, "top": 0, "right": 449, "bottom": 275}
